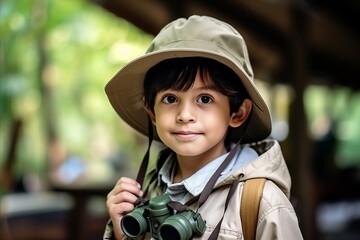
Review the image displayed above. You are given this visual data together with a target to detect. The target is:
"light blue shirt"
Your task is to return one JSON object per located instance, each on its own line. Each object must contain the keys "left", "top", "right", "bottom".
{"left": 158, "top": 146, "right": 258, "bottom": 204}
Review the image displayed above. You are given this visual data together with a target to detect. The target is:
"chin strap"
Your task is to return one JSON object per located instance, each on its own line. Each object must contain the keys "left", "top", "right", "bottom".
{"left": 134, "top": 117, "right": 153, "bottom": 204}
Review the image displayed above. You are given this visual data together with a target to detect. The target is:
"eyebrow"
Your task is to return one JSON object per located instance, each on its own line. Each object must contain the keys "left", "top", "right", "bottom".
{"left": 196, "top": 84, "right": 218, "bottom": 91}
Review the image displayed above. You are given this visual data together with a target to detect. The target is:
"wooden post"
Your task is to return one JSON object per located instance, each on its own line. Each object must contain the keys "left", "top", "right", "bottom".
{"left": 287, "top": 2, "right": 316, "bottom": 239}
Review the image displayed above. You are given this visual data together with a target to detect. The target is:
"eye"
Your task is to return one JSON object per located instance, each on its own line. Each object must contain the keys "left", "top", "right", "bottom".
{"left": 162, "top": 95, "right": 177, "bottom": 104}
{"left": 198, "top": 95, "right": 213, "bottom": 104}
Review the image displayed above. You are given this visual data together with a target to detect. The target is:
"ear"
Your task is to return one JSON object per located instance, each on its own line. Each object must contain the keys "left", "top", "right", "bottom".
{"left": 145, "top": 106, "right": 156, "bottom": 125}
{"left": 229, "top": 99, "right": 252, "bottom": 128}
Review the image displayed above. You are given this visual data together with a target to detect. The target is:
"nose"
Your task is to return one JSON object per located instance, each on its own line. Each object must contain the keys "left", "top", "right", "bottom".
{"left": 176, "top": 102, "right": 196, "bottom": 123}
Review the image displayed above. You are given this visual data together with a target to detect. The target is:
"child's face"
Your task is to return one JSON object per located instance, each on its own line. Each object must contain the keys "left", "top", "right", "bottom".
{"left": 149, "top": 71, "right": 237, "bottom": 159}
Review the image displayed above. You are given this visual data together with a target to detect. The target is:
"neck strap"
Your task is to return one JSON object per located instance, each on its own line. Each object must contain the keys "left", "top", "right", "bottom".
{"left": 197, "top": 142, "right": 240, "bottom": 208}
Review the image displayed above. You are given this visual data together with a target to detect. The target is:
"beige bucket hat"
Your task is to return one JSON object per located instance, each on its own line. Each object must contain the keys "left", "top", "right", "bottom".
{"left": 105, "top": 15, "right": 271, "bottom": 143}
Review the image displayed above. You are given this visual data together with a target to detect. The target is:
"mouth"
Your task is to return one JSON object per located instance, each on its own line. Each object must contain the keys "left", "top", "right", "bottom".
{"left": 172, "top": 131, "right": 202, "bottom": 140}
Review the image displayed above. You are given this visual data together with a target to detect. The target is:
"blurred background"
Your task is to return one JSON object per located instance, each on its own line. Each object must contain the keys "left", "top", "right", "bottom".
{"left": 0, "top": 0, "right": 359, "bottom": 240}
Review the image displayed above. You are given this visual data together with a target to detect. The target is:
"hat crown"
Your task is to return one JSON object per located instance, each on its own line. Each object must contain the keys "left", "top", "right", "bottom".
{"left": 147, "top": 15, "right": 254, "bottom": 80}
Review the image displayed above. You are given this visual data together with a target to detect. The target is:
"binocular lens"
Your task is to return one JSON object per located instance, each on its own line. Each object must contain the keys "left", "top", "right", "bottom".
{"left": 159, "top": 224, "right": 181, "bottom": 240}
{"left": 121, "top": 214, "right": 148, "bottom": 237}
{"left": 159, "top": 218, "right": 192, "bottom": 240}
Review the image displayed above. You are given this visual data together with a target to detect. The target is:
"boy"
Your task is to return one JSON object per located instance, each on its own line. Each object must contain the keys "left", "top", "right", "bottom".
{"left": 104, "top": 15, "right": 303, "bottom": 239}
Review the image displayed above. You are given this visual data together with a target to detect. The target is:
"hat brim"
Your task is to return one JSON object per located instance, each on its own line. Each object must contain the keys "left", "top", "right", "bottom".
{"left": 105, "top": 48, "right": 271, "bottom": 143}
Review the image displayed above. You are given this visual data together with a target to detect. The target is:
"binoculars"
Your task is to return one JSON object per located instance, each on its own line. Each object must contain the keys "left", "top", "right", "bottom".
{"left": 121, "top": 195, "right": 206, "bottom": 240}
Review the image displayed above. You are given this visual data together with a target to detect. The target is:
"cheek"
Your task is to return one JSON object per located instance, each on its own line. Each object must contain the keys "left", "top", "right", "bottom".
{"left": 202, "top": 110, "right": 230, "bottom": 129}
{"left": 211, "top": 106, "right": 232, "bottom": 124}
{"left": 153, "top": 108, "right": 172, "bottom": 126}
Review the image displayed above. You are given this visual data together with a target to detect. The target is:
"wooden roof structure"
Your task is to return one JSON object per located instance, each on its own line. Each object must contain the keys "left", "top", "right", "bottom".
{"left": 91, "top": 0, "right": 360, "bottom": 89}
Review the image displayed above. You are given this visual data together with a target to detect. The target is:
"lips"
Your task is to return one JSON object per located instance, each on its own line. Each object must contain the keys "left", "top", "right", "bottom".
{"left": 172, "top": 131, "right": 202, "bottom": 140}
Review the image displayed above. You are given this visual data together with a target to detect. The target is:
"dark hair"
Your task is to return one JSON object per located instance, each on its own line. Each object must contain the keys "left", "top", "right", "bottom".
{"left": 143, "top": 57, "right": 249, "bottom": 114}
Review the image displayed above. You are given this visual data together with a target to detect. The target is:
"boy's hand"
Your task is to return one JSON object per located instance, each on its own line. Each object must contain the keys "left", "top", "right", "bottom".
{"left": 106, "top": 177, "right": 143, "bottom": 239}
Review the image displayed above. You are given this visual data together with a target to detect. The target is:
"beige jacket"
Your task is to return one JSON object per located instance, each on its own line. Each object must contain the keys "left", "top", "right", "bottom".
{"left": 104, "top": 139, "right": 303, "bottom": 240}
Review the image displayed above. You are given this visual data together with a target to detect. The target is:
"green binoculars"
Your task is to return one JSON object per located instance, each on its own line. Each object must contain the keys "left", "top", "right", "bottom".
{"left": 121, "top": 195, "right": 206, "bottom": 240}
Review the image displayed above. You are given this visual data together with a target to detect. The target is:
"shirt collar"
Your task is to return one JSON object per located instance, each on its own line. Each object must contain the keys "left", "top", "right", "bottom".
{"left": 158, "top": 146, "right": 258, "bottom": 198}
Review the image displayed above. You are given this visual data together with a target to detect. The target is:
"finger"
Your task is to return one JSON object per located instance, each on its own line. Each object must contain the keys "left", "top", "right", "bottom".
{"left": 109, "top": 202, "right": 135, "bottom": 216}
{"left": 108, "top": 183, "right": 143, "bottom": 200}
{"left": 107, "top": 191, "right": 139, "bottom": 206}
{"left": 109, "top": 180, "right": 143, "bottom": 198}
{"left": 116, "top": 177, "right": 141, "bottom": 188}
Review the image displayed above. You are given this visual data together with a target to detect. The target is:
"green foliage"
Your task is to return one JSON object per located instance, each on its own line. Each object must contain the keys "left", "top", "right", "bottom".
{"left": 0, "top": 0, "right": 153, "bottom": 181}
{"left": 304, "top": 85, "right": 360, "bottom": 168}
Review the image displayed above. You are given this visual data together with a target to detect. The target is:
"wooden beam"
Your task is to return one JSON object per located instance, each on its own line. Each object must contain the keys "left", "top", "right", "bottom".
{"left": 90, "top": 0, "right": 172, "bottom": 35}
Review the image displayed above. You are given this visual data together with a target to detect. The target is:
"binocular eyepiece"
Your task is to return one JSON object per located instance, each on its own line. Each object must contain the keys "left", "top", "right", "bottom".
{"left": 121, "top": 195, "right": 206, "bottom": 240}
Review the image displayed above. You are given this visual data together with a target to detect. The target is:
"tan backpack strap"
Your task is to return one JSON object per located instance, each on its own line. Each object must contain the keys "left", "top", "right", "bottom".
{"left": 240, "top": 178, "right": 266, "bottom": 240}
